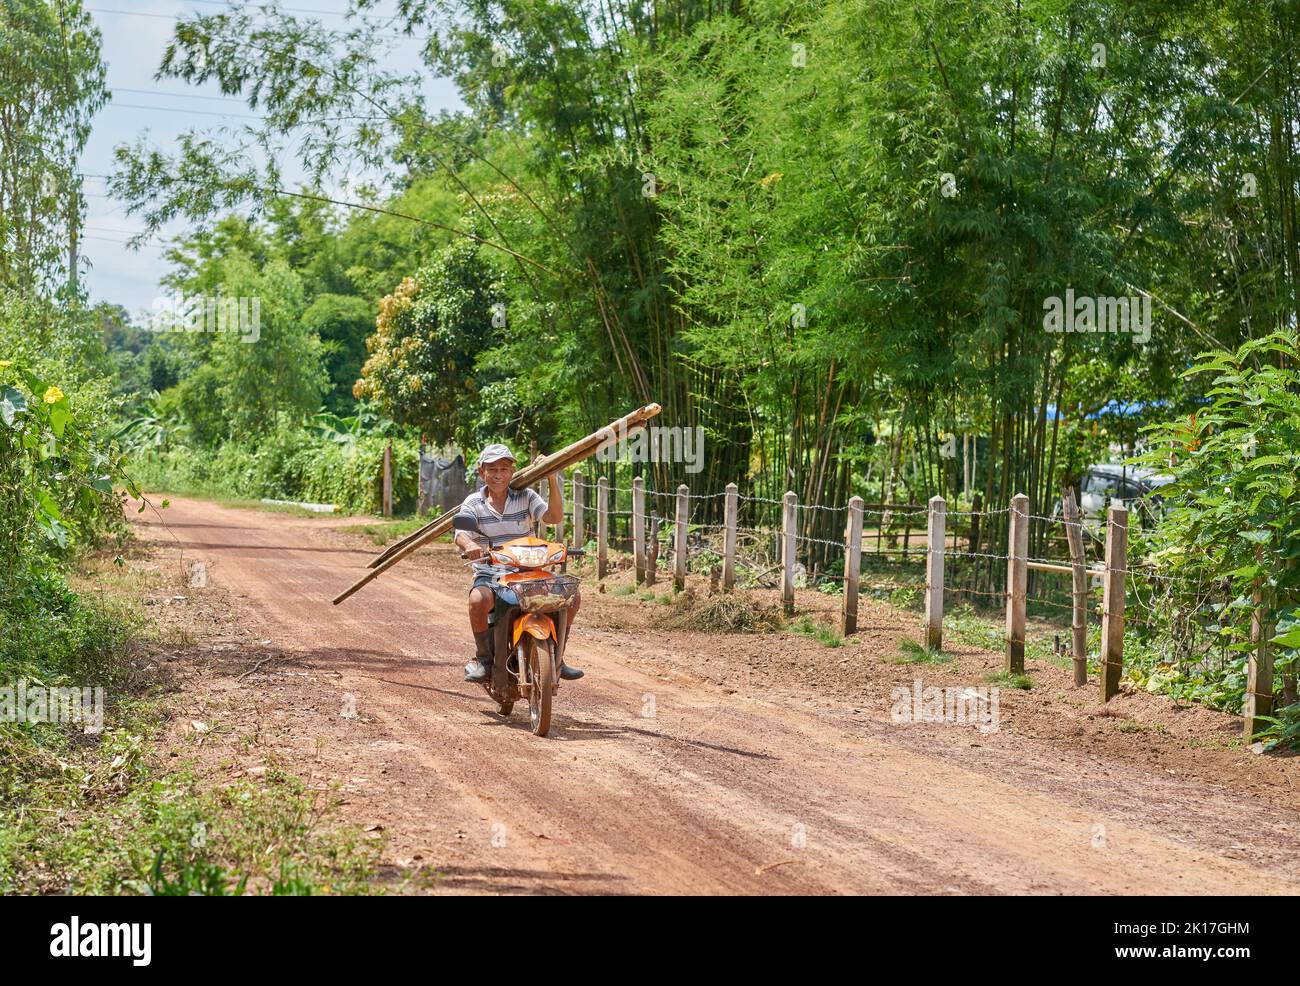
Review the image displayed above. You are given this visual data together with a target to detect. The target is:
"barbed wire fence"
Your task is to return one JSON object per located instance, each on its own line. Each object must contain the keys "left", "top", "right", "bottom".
{"left": 561, "top": 473, "right": 1268, "bottom": 730}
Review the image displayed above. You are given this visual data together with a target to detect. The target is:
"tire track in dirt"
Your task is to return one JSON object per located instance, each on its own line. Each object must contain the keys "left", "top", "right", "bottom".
{"left": 133, "top": 497, "right": 1300, "bottom": 895}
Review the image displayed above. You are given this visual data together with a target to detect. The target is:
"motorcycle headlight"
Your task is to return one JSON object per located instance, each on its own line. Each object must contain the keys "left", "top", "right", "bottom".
{"left": 511, "top": 545, "right": 549, "bottom": 567}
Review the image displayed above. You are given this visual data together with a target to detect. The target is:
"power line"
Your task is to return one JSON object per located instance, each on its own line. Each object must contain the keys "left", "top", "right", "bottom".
{"left": 104, "top": 101, "right": 263, "bottom": 119}
{"left": 85, "top": 5, "right": 429, "bottom": 45}
{"left": 112, "top": 86, "right": 252, "bottom": 104}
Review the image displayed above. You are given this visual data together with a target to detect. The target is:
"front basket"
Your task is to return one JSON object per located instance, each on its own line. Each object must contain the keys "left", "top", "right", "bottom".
{"left": 514, "top": 575, "right": 580, "bottom": 613}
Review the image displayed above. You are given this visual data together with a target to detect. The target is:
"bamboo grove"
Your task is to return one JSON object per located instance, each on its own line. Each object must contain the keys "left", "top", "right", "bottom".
{"left": 102, "top": 0, "right": 1300, "bottom": 575}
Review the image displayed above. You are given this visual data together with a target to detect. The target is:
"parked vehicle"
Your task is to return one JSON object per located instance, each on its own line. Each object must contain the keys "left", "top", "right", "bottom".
{"left": 1076, "top": 463, "right": 1172, "bottom": 526}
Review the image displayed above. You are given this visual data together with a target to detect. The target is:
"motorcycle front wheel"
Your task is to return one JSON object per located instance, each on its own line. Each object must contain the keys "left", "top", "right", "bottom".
{"left": 524, "top": 635, "right": 554, "bottom": 737}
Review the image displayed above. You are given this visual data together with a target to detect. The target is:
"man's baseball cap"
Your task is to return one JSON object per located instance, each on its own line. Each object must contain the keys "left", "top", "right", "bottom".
{"left": 477, "top": 443, "right": 516, "bottom": 468}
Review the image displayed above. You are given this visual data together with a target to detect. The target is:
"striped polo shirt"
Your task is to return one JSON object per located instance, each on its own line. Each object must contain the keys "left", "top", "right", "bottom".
{"left": 456, "top": 487, "right": 548, "bottom": 557}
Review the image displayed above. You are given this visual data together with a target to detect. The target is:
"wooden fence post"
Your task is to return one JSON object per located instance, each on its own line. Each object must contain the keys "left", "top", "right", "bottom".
{"left": 842, "top": 496, "right": 863, "bottom": 635}
{"left": 596, "top": 476, "right": 609, "bottom": 579}
{"left": 382, "top": 441, "right": 393, "bottom": 518}
{"left": 925, "top": 496, "right": 946, "bottom": 651}
{"left": 556, "top": 474, "right": 567, "bottom": 572}
{"left": 1099, "top": 503, "right": 1128, "bottom": 701}
{"left": 572, "top": 472, "right": 585, "bottom": 549}
{"left": 632, "top": 476, "right": 646, "bottom": 584}
{"left": 1062, "top": 488, "right": 1088, "bottom": 686}
{"left": 1243, "top": 547, "right": 1274, "bottom": 740}
{"left": 673, "top": 484, "right": 689, "bottom": 590}
{"left": 722, "top": 483, "right": 738, "bottom": 591}
{"left": 646, "top": 510, "right": 660, "bottom": 586}
{"left": 782, "top": 491, "right": 796, "bottom": 617}
{"left": 1005, "top": 493, "right": 1029, "bottom": 673}
{"left": 969, "top": 493, "right": 982, "bottom": 555}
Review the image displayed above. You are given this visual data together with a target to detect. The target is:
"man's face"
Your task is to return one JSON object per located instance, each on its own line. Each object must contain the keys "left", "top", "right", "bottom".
{"left": 479, "top": 458, "right": 514, "bottom": 492}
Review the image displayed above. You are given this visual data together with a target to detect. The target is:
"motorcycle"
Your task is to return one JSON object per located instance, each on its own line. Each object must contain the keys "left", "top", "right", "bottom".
{"left": 452, "top": 517, "right": 582, "bottom": 737}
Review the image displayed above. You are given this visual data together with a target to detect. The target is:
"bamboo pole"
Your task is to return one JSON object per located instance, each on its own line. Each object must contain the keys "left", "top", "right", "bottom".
{"left": 1061, "top": 488, "right": 1088, "bottom": 686}
{"left": 332, "top": 404, "right": 659, "bottom": 605}
{"left": 364, "top": 403, "right": 660, "bottom": 570}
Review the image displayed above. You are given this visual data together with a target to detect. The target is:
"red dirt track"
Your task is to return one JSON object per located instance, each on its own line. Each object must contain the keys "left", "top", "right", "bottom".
{"left": 132, "top": 496, "right": 1300, "bottom": 895}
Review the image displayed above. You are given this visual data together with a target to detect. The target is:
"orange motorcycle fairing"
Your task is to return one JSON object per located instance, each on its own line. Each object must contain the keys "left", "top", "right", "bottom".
{"left": 500, "top": 570, "right": 549, "bottom": 585}
{"left": 512, "top": 611, "right": 556, "bottom": 645}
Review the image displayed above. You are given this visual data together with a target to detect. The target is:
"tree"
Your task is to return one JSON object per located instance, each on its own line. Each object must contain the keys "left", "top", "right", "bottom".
{"left": 211, "top": 253, "right": 327, "bottom": 438}
{"left": 354, "top": 242, "right": 502, "bottom": 443}
{"left": 0, "top": 0, "right": 106, "bottom": 296}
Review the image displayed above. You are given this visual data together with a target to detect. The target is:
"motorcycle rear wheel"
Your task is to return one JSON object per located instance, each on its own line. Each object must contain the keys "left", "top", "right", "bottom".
{"left": 525, "top": 636, "right": 554, "bottom": 737}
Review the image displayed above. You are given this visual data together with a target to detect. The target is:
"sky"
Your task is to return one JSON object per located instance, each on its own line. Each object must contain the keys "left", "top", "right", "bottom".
{"left": 78, "top": 0, "right": 465, "bottom": 318}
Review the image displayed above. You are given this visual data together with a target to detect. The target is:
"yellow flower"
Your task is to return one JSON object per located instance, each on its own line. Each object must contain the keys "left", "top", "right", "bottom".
{"left": 759, "top": 171, "right": 784, "bottom": 187}
{"left": 0, "top": 359, "right": 12, "bottom": 367}
{"left": 43, "top": 386, "right": 64, "bottom": 404}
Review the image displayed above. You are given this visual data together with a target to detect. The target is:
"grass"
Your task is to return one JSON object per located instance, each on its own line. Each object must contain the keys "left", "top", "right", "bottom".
{"left": 790, "top": 615, "right": 843, "bottom": 648}
{"left": 984, "top": 670, "right": 1034, "bottom": 690}
{"left": 1188, "top": 736, "right": 1243, "bottom": 750}
{"left": 0, "top": 750, "right": 381, "bottom": 895}
{"left": 895, "top": 638, "right": 951, "bottom": 664}
{"left": 0, "top": 554, "right": 383, "bottom": 896}
{"left": 944, "top": 604, "right": 1076, "bottom": 669}
{"left": 338, "top": 516, "right": 430, "bottom": 546}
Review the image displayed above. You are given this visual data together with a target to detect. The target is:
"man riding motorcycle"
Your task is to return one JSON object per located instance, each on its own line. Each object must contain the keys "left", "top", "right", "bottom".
{"left": 453, "top": 443, "right": 584, "bottom": 683}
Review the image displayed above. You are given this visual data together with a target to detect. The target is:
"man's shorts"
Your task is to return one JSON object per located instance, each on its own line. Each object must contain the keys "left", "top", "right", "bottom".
{"left": 470, "top": 571, "right": 497, "bottom": 593}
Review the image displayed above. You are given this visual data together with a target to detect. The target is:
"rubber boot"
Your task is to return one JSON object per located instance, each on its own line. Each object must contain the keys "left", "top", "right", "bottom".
{"left": 464, "top": 629, "right": 493, "bottom": 682}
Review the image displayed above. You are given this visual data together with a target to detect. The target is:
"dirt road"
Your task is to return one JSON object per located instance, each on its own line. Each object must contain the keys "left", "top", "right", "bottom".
{"left": 132, "top": 496, "right": 1300, "bottom": 895}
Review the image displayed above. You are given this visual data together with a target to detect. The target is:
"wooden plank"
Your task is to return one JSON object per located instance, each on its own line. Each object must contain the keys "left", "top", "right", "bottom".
{"left": 597, "top": 476, "right": 609, "bottom": 579}
{"left": 782, "top": 491, "right": 796, "bottom": 617}
{"left": 1005, "top": 493, "right": 1029, "bottom": 673}
{"left": 842, "top": 496, "right": 863, "bottom": 635}
{"left": 1099, "top": 503, "right": 1128, "bottom": 701}
{"left": 673, "top": 484, "right": 689, "bottom": 590}
{"left": 722, "top": 483, "right": 738, "bottom": 591}
{"left": 1243, "top": 546, "right": 1274, "bottom": 741}
{"left": 924, "top": 496, "right": 946, "bottom": 651}
{"left": 1061, "top": 488, "right": 1089, "bottom": 686}
{"left": 632, "top": 476, "right": 646, "bottom": 584}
